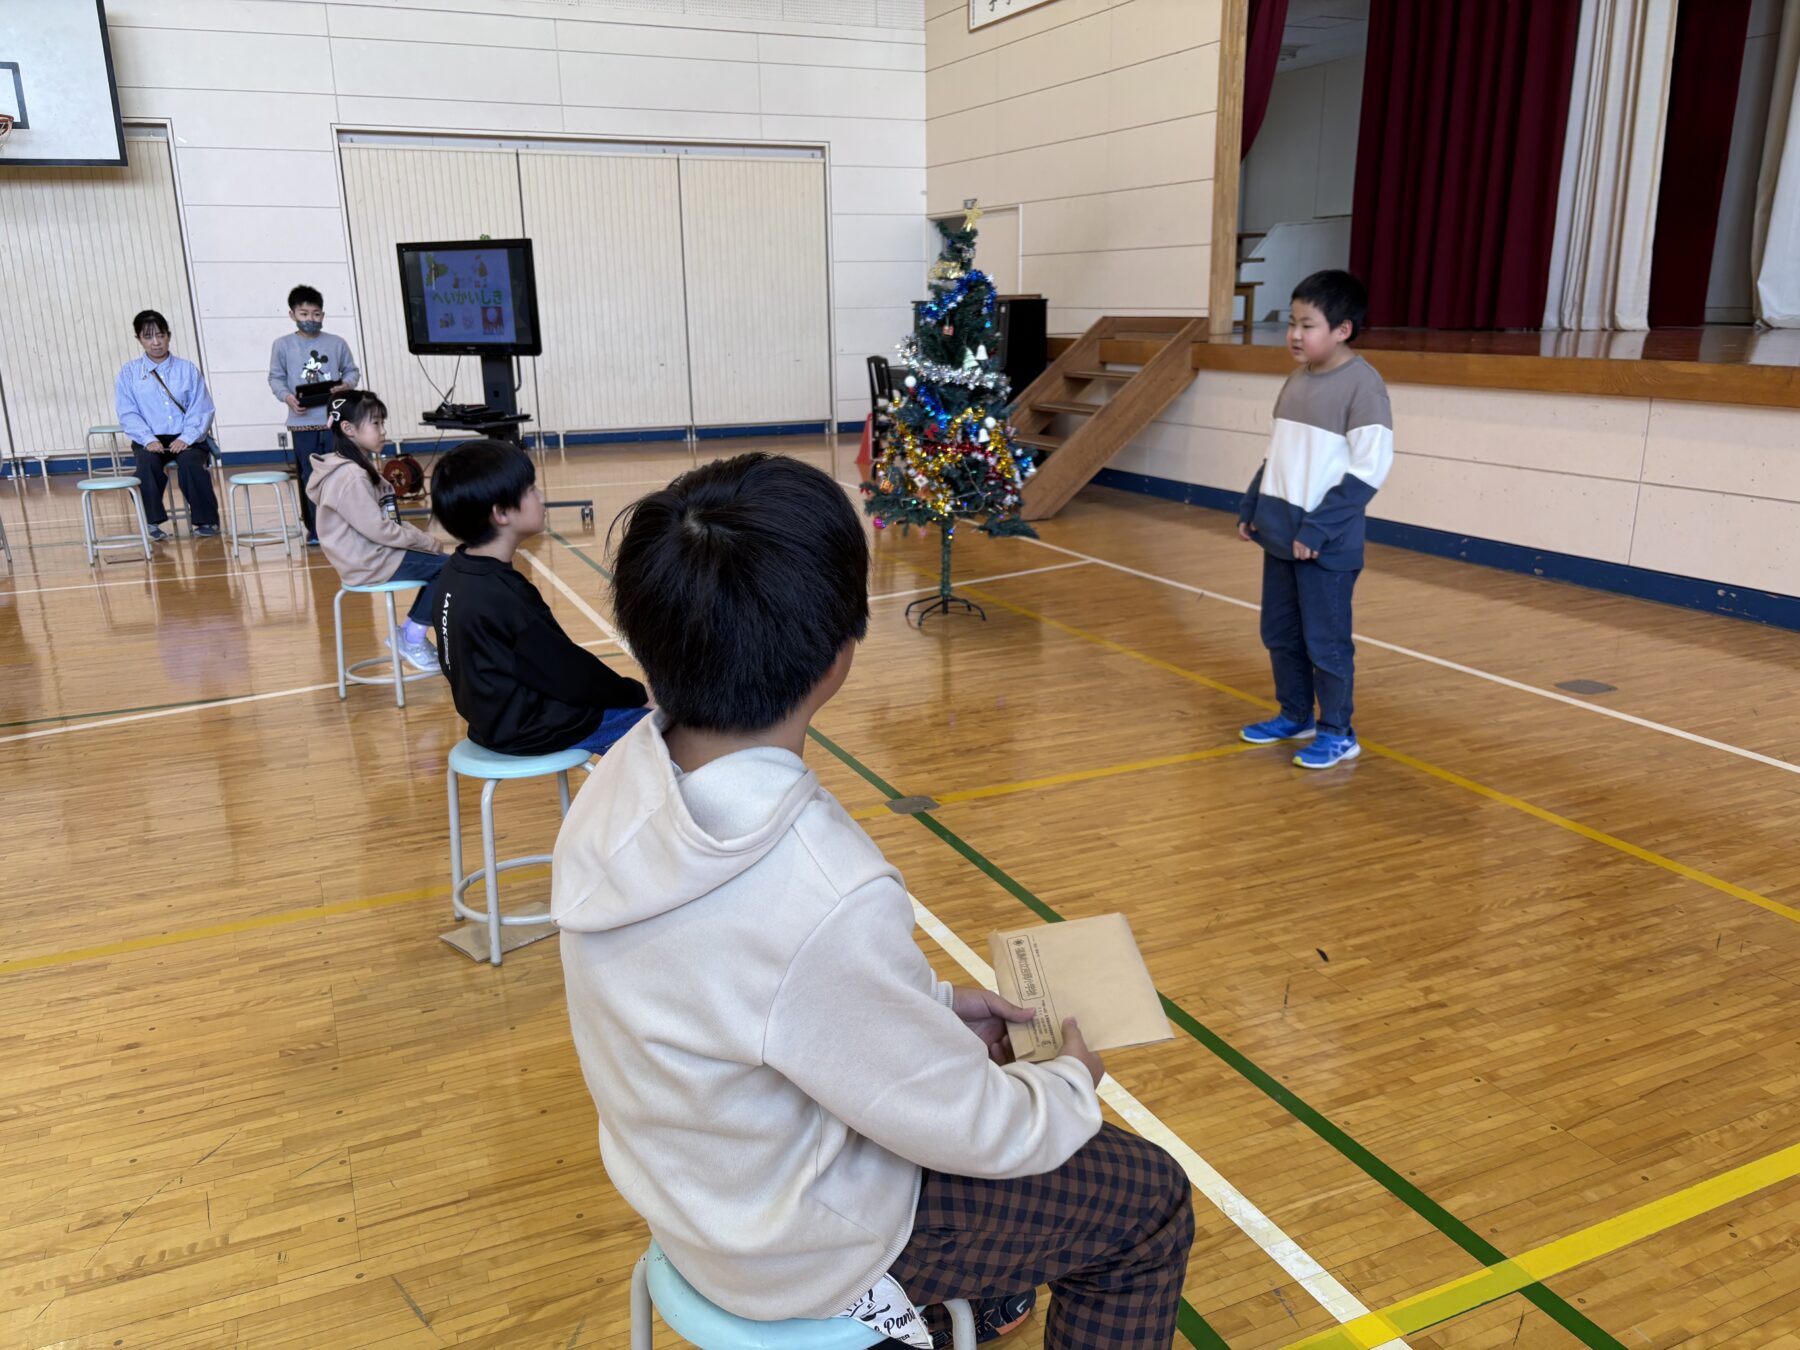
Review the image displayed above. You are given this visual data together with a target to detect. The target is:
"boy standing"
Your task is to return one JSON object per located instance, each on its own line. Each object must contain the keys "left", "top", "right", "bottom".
{"left": 426, "top": 439, "right": 650, "bottom": 757}
{"left": 553, "top": 454, "right": 1193, "bottom": 1347}
{"left": 269, "top": 284, "right": 359, "bottom": 545}
{"left": 1237, "top": 270, "right": 1394, "bottom": 770}
{"left": 114, "top": 309, "right": 223, "bottom": 540}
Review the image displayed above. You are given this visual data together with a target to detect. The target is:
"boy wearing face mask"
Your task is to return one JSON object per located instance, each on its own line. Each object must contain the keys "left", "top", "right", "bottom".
{"left": 269, "top": 283, "right": 360, "bottom": 545}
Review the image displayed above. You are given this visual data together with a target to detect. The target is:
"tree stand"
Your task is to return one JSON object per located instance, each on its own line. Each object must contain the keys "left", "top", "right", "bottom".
{"left": 905, "top": 528, "right": 988, "bottom": 628}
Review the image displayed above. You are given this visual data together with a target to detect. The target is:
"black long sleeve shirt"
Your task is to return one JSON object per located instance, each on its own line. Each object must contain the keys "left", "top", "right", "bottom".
{"left": 428, "top": 549, "right": 647, "bottom": 755}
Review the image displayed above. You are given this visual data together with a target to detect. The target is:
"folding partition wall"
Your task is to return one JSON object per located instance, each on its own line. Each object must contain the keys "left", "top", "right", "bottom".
{"left": 339, "top": 136, "right": 832, "bottom": 439}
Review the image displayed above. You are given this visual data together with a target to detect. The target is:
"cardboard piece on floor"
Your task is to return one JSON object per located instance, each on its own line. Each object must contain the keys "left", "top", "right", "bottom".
{"left": 988, "top": 913, "right": 1173, "bottom": 1063}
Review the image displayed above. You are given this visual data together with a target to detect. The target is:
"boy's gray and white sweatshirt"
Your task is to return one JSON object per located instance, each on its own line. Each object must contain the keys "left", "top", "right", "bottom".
{"left": 1239, "top": 354, "right": 1394, "bottom": 570}
{"left": 551, "top": 715, "right": 1102, "bottom": 1321}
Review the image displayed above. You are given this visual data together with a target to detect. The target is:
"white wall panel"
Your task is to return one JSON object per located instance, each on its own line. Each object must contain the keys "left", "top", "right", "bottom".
{"left": 520, "top": 153, "right": 692, "bottom": 433}
{"left": 680, "top": 157, "right": 832, "bottom": 425}
{"left": 332, "top": 40, "right": 561, "bottom": 105}
{"left": 174, "top": 148, "right": 340, "bottom": 206}
{"left": 340, "top": 145, "right": 524, "bottom": 435}
{"left": 0, "top": 135, "right": 199, "bottom": 461}
{"left": 112, "top": 29, "right": 331, "bottom": 96}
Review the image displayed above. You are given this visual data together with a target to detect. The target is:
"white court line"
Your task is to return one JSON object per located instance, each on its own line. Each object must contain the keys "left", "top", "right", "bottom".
{"left": 0, "top": 561, "right": 336, "bottom": 600}
{"left": 870, "top": 560, "right": 1090, "bottom": 603}
{"left": 518, "top": 548, "right": 625, "bottom": 649}
{"left": 526, "top": 533, "right": 1398, "bottom": 1341}
{"left": 908, "top": 895, "right": 1404, "bottom": 1348}
{"left": 1023, "top": 536, "right": 1800, "bottom": 778}
{"left": 0, "top": 683, "right": 339, "bottom": 747}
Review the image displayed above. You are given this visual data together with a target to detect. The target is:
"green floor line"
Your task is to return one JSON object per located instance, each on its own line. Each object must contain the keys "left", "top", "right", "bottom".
{"left": 553, "top": 523, "right": 1611, "bottom": 1344}
{"left": 806, "top": 725, "right": 1625, "bottom": 1350}
{"left": 549, "top": 529, "right": 611, "bottom": 581}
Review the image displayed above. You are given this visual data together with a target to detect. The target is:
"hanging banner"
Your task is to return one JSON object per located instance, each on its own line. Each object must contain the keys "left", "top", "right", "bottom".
{"left": 969, "top": 0, "right": 1059, "bottom": 30}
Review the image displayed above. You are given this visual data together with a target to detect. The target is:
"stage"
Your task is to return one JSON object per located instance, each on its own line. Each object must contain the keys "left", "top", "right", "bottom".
{"left": 1050, "top": 323, "right": 1800, "bottom": 410}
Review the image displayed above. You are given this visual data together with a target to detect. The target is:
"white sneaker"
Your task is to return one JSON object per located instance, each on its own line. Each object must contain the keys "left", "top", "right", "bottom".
{"left": 388, "top": 636, "right": 441, "bottom": 674}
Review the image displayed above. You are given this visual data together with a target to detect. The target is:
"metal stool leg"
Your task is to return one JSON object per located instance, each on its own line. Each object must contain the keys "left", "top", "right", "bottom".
{"left": 81, "top": 491, "right": 98, "bottom": 566}
{"left": 129, "top": 487, "right": 151, "bottom": 560}
{"left": 447, "top": 765, "right": 464, "bottom": 923}
{"left": 278, "top": 481, "right": 296, "bottom": 559}
{"left": 334, "top": 587, "right": 350, "bottom": 700}
{"left": 480, "top": 779, "right": 502, "bottom": 966}
{"left": 556, "top": 769, "right": 572, "bottom": 816}
{"left": 946, "top": 1298, "right": 977, "bottom": 1348}
{"left": 385, "top": 591, "right": 406, "bottom": 708}
{"left": 630, "top": 1255, "right": 652, "bottom": 1350}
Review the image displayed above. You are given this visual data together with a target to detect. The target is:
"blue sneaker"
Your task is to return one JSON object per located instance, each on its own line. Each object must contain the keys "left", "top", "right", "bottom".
{"left": 1294, "top": 732, "right": 1360, "bottom": 769}
{"left": 1240, "top": 713, "right": 1316, "bottom": 745}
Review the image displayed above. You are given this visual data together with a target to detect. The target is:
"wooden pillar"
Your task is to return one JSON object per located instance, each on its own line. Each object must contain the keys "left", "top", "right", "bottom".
{"left": 1210, "top": 0, "right": 1249, "bottom": 337}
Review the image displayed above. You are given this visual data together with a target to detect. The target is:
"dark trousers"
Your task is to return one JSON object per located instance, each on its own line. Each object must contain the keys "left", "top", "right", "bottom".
{"left": 886, "top": 1124, "right": 1194, "bottom": 1349}
{"left": 131, "top": 439, "right": 220, "bottom": 528}
{"left": 1261, "top": 552, "right": 1359, "bottom": 737}
{"left": 387, "top": 548, "right": 446, "bottom": 625}
{"left": 292, "top": 427, "right": 328, "bottom": 538}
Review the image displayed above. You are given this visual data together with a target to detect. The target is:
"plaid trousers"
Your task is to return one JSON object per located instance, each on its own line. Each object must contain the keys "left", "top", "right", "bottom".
{"left": 885, "top": 1123, "right": 1194, "bottom": 1349}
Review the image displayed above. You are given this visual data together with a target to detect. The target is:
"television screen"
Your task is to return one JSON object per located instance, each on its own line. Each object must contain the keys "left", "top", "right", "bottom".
{"left": 397, "top": 239, "right": 542, "bottom": 356}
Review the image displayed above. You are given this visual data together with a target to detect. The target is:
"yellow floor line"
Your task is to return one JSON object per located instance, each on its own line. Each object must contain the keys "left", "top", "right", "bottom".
{"left": 0, "top": 878, "right": 484, "bottom": 977}
{"left": 963, "top": 584, "right": 1800, "bottom": 927}
{"left": 845, "top": 741, "right": 1254, "bottom": 821}
{"left": 1282, "top": 1135, "right": 1800, "bottom": 1349}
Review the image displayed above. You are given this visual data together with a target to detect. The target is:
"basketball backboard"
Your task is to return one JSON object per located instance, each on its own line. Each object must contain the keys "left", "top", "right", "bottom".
{"left": 0, "top": 0, "right": 126, "bottom": 166}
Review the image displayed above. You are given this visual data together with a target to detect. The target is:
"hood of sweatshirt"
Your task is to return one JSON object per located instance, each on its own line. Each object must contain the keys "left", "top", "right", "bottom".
{"left": 552, "top": 714, "right": 820, "bottom": 933}
{"left": 309, "top": 451, "right": 358, "bottom": 487}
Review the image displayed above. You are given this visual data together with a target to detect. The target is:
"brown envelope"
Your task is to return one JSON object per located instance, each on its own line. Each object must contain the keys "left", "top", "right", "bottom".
{"left": 988, "top": 913, "right": 1174, "bottom": 1063}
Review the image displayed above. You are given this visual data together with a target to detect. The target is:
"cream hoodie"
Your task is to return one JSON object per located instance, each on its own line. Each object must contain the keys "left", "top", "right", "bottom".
{"left": 551, "top": 715, "right": 1102, "bottom": 1321}
{"left": 307, "top": 452, "right": 441, "bottom": 586}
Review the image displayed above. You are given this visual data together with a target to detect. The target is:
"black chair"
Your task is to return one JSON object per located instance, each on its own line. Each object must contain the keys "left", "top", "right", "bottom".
{"left": 866, "top": 355, "right": 894, "bottom": 420}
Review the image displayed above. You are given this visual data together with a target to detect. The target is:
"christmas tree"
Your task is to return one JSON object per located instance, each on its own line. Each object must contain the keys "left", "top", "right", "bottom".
{"left": 863, "top": 201, "right": 1036, "bottom": 627}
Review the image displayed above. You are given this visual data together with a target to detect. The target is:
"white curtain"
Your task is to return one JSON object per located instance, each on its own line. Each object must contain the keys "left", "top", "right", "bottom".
{"left": 1753, "top": 0, "right": 1800, "bottom": 326}
{"left": 1542, "top": 0, "right": 1680, "bottom": 331}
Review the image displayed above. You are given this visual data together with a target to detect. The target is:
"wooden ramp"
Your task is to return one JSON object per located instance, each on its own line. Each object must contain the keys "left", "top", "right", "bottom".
{"left": 1011, "top": 316, "right": 1203, "bottom": 521}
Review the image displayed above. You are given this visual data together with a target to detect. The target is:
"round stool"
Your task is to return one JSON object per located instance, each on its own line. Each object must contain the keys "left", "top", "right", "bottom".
{"left": 444, "top": 738, "right": 591, "bottom": 966}
{"left": 227, "top": 470, "right": 302, "bottom": 556}
{"left": 631, "top": 1241, "right": 975, "bottom": 1350}
{"left": 77, "top": 477, "right": 152, "bottom": 565}
{"left": 333, "top": 580, "right": 433, "bottom": 707}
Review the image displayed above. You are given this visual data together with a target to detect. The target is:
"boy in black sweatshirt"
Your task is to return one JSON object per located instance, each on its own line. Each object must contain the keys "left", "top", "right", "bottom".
{"left": 426, "top": 439, "right": 649, "bottom": 757}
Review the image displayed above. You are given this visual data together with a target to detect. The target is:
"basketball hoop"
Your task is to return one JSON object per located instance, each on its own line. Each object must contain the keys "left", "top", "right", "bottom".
{"left": 0, "top": 113, "right": 13, "bottom": 145}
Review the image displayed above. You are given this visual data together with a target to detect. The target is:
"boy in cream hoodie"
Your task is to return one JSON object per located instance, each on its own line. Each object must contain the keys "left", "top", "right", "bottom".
{"left": 552, "top": 454, "right": 1193, "bottom": 1347}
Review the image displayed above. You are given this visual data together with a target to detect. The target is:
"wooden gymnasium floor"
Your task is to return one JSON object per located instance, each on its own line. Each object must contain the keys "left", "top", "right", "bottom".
{"left": 5, "top": 435, "right": 1800, "bottom": 1350}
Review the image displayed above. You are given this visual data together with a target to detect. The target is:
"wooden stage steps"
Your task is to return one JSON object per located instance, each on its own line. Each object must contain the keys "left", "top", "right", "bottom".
{"left": 1012, "top": 316, "right": 1205, "bottom": 522}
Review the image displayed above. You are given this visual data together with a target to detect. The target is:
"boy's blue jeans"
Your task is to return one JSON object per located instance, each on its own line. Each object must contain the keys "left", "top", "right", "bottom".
{"left": 1260, "top": 552, "right": 1359, "bottom": 737}
{"left": 572, "top": 706, "right": 650, "bottom": 756}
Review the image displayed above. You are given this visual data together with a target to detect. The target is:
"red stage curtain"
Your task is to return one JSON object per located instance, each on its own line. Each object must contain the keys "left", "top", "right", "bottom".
{"left": 1647, "top": 0, "right": 1754, "bottom": 328}
{"left": 1241, "top": 0, "right": 1292, "bottom": 158}
{"left": 1349, "top": 0, "right": 1583, "bottom": 329}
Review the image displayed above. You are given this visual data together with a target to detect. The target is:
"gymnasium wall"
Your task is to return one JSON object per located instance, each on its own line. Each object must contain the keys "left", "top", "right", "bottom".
{"left": 97, "top": 0, "right": 929, "bottom": 452}
{"left": 1106, "top": 372, "right": 1800, "bottom": 603}
{"left": 923, "top": 0, "right": 1220, "bottom": 335}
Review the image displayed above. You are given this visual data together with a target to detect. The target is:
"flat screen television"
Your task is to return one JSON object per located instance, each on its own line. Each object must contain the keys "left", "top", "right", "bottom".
{"left": 397, "top": 238, "right": 542, "bottom": 356}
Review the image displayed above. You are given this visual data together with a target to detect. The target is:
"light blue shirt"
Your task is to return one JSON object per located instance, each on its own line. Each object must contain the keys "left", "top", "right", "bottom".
{"left": 115, "top": 353, "right": 215, "bottom": 446}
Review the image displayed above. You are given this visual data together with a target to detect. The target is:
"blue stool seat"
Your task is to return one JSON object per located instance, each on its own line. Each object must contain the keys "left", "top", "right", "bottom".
{"left": 332, "top": 582, "right": 433, "bottom": 706}
{"left": 444, "top": 736, "right": 588, "bottom": 965}
{"left": 76, "top": 477, "right": 152, "bottom": 564}
{"left": 228, "top": 470, "right": 292, "bottom": 486}
{"left": 449, "top": 741, "right": 592, "bottom": 781}
{"left": 641, "top": 1242, "right": 884, "bottom": 1349}
{"left": 630, "top": 1240, "right": 975, "bottom": 1350}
